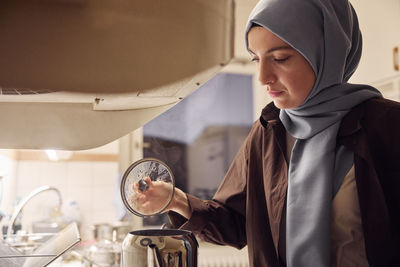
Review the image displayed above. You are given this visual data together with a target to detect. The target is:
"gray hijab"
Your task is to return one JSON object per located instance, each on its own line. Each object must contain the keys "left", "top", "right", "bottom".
{"left": 245, "top": 0, "right": 381, "bottom": 266}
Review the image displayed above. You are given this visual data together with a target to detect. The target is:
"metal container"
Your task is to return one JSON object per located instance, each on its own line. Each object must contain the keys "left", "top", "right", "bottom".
{"left": 87, "top": 222, "right": 131, "bottom": 266}
{"left": 88, "top": 239, "right": 120, "bottom": 267}
{"left": 121, "top": 229, "right": 198, "bottom": 267}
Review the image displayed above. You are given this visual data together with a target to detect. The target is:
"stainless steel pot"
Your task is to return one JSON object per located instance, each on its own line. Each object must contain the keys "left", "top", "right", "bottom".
{"left": 121, "top": 229, "right": 198, "bottom": 267}
{"left": 87, "top": 239, "right": 120, "bottom": 267}
{"left": 87, "top": 222, "right": 131, "bottom": 267}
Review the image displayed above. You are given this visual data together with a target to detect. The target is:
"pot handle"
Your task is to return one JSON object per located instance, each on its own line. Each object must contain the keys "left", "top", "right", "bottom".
{"left": 147, "top": 244, "right": 164, "bottom": 267}
{"left": 183, "top": 233, "right": 199, "bottom": 267}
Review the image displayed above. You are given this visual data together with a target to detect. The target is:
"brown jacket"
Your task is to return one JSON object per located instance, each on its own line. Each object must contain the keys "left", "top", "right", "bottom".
{"left": 169, "top": 98, "right": 400, "bottom": 267}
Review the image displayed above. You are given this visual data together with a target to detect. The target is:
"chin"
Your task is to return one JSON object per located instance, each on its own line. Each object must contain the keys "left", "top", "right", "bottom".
{"left": 273, "top": 101, "right": 288, "bottom": 109}
{"left": 273, "top": 100, "right": 299, "bottom": 110}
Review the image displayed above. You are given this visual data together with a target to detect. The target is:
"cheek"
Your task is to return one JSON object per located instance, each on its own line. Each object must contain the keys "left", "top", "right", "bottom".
{"left": 286, "top": 73, "right": 312, "bottom": 98}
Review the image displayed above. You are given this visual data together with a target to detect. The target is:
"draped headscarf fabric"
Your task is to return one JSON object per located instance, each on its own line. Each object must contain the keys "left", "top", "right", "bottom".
{"left": 245, "top": 0, "right": 382, "bottom": 266}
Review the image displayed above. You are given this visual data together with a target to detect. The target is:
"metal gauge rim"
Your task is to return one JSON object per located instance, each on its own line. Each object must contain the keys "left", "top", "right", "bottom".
{"left": 120, "top": 157, "right": 175, "bottom": 217}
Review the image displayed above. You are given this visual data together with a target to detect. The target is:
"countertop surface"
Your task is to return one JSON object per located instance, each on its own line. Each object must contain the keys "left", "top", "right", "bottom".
{"left": 50, "top": 242, "right": 249, "bottom": 267}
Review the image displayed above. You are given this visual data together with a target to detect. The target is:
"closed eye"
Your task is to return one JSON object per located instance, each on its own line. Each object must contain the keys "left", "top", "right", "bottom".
{"left": 274, "top": 56, "right": 290, "bottom": 63}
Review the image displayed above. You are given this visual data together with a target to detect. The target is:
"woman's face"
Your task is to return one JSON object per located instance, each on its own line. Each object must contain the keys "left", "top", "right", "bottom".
{"left": 247, "top": 26, "right": 316, "bottom": 109}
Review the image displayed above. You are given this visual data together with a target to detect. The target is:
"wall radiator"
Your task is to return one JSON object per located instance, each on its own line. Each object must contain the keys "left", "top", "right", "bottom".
{"left": 198, "top": 244, "right": 249, "bottom": 267}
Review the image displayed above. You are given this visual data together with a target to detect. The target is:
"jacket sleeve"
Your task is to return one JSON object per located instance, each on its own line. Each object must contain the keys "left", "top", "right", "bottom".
{"left": 167, "top": 131, "right": 251, "bottom": 249}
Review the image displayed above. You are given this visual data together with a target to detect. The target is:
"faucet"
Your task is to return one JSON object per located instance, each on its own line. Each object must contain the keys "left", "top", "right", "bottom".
{"left": 6, "top": 185, "right": 63, "bottom": 239}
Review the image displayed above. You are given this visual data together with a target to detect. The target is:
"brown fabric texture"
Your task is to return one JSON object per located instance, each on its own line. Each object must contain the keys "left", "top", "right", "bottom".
{"left": 168, "top": 98, "right": 400, "bottom": 267}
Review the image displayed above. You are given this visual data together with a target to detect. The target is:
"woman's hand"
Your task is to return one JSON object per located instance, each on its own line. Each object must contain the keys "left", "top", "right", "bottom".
{"left": 129, "top": 176, "right": 173, "bottom": 215}
{"left": 128, "top": 176, "right": 192, "bottom": 218}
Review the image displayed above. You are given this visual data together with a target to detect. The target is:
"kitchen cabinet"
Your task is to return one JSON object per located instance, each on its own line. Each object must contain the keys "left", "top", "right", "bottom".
{"left": 371, "top": 74, "right": 400, "bottom": 101}
{"left": 233, "top": 0, "right": 259, "bottom": 60}
{"left": 349, "top": 0, "right": 400, "bottom": 85}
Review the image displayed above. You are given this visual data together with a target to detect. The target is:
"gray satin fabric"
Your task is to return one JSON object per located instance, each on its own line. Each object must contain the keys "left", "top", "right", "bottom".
{"left": 245, "top": 0, "right": 382, "bottom": 266}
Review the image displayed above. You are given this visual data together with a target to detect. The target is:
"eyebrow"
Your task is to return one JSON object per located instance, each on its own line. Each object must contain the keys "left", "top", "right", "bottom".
{"left": 248, "top": 45, "right": 293, "bottom": 55}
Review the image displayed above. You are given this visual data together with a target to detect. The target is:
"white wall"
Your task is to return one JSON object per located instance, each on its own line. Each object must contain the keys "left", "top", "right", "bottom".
{"left": 0, "top": 151, "right": 18, "bottom": 219}
{"left": 349, "top": 0, "right": 400, "bottom": 84}
{"left": 1, "top": 141, "right": 120, "bottom": 240}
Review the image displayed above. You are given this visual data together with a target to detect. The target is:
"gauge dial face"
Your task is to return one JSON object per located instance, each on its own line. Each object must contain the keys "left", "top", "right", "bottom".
{"left": 121, "top": 158, "right": 174, "bottom": 216}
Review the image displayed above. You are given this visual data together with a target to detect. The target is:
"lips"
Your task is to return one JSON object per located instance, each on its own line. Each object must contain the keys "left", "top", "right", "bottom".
{"left": 268, "top": 90, "right": 283, "bottom": 98}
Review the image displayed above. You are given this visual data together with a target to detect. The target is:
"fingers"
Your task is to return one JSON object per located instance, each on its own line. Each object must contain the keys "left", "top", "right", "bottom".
{"left": 133, "top": 177, "right": 152, "bottom": 192}
{"left": 144, "top": 176, "right": 153, "bottom": 185}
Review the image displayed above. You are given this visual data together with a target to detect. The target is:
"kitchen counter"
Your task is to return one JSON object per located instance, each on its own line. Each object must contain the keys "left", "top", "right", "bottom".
{"left": 48, "top": 260, "right": 84, "bottom": 267}
{"left": 197, "top": 242, "right": 248, "bottom": 267}
{"left": 51, "top": 242, "right": 249, "bottom": 267}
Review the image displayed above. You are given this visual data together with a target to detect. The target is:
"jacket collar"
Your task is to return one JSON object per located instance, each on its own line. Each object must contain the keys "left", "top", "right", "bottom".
{"left": 338, "top": 100, "right": 367, "bottom": 137}
{"left": 260, "top": 102, "right": 280, "bottom": 127}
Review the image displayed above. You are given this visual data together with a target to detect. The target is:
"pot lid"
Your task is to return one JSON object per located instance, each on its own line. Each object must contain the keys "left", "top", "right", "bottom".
{"left": 120, "top": 158, "right": 175, "bottom": 217}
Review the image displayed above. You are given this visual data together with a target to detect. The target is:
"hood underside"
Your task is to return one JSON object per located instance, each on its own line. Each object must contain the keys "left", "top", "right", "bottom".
{"left": 0, "top": 0, "right": 234, "bottom": 150}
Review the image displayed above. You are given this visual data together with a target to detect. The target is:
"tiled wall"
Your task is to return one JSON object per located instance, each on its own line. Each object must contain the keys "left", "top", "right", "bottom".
{"left": 3, "top": 141, "right": 121, "bottom": 240}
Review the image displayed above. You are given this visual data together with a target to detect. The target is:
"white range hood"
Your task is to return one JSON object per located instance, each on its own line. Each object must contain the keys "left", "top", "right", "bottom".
{"left": 0, "top": 0, "right": 234, "bottom": 150}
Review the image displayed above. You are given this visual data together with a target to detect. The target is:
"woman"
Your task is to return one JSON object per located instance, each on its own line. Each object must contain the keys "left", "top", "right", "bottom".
{"left": 135, "top": 0, "right": 400, "bottom": 266}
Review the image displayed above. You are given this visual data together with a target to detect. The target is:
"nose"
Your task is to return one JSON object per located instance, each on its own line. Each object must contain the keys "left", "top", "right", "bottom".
{"left": 258, "top": 61, "right": 276, "bottom": 85}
